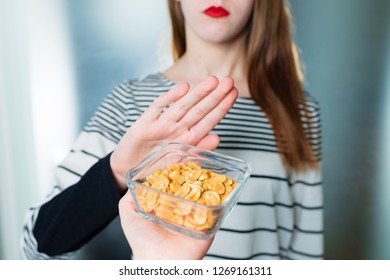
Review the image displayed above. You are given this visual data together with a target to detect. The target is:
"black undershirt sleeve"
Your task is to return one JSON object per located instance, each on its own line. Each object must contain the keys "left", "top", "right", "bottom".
{"left": 33, "top": 153, "right": 126, "bottom": 256}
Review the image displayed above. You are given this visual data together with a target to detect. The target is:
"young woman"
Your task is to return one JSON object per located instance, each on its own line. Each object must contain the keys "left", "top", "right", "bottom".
{"left": 22, "top": 0, "right": 323, "bottom": 260}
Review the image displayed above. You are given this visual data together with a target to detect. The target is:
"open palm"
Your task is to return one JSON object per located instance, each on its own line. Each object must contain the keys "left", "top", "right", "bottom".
{"left": 111, "top": 76, "right": 238, "bottom": 189}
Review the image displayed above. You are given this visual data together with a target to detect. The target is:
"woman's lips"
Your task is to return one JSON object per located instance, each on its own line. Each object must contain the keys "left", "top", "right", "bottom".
{"left": 204, "top": 6, "right": 230, "bottom": 18}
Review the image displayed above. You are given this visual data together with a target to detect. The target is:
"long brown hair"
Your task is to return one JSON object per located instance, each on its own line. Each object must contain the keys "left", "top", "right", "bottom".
{"left": 167, "top": 0, "right": 318, "bottom": 171}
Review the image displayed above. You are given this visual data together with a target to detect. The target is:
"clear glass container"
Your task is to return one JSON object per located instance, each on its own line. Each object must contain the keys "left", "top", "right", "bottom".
{"left": 126, "top": 142, "right": 252, "bottom": 239}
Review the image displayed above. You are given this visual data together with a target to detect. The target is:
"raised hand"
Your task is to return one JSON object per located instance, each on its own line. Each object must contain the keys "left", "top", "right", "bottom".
{"left": 110, "top": 76, "right": 238, "bottom": 189}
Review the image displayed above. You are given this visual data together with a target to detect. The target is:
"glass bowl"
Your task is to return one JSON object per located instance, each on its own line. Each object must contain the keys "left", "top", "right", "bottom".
{"left": 126, "top": 142, "right": 252, "bottom": 239}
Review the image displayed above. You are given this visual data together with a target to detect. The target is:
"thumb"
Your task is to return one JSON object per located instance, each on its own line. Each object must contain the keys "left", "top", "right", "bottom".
{"left": 119, "top": 190, "right": 138, "bottom": 221}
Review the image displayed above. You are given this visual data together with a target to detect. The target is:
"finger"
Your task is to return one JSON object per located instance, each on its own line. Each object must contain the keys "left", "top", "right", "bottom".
{"left": 119, "top": 190, "right": 149, "bottom": 235}
{"left": 189, "top": 87, "right": 238, "bottom": 140}
{"left": 119, "top": 190, "right": 137, "bottom": 218}
{"left": 119, "top": 190, "right": 165, "bottom": 233}
{"left": 178, "top": 76, "right": 234, "bottom": 128}
{"left": 160, "top": 76, "right": 219, "bottom": 122}
{"left": 196, "top": 134, "right": 220, "bottom": 151}
{"left": 142, "top": 82, "right": 190, "bottom": 120}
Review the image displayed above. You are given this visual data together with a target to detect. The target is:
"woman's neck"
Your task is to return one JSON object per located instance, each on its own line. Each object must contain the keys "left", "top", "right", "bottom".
{"left": 164, "top": 31, "right": 251, "bottom": 98}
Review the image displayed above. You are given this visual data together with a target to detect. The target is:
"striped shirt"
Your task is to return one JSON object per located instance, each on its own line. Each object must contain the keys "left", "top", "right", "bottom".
{"left": 21, "top": 72, "right": 323, "bottom": 260}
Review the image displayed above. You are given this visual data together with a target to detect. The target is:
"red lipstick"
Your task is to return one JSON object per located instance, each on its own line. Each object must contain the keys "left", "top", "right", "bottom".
{"left": 204, "top": 6, "right": 230, "bottom": 18}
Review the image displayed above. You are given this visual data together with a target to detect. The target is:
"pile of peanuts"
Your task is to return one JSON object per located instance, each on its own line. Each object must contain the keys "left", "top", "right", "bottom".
{"left": 135, "top": 161, "right": 237, "bottom": 231}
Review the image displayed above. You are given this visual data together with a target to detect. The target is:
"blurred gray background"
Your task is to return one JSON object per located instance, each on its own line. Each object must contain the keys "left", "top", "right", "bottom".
{"left": 1, "top": 0, "right": 389, "bottom": 259}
